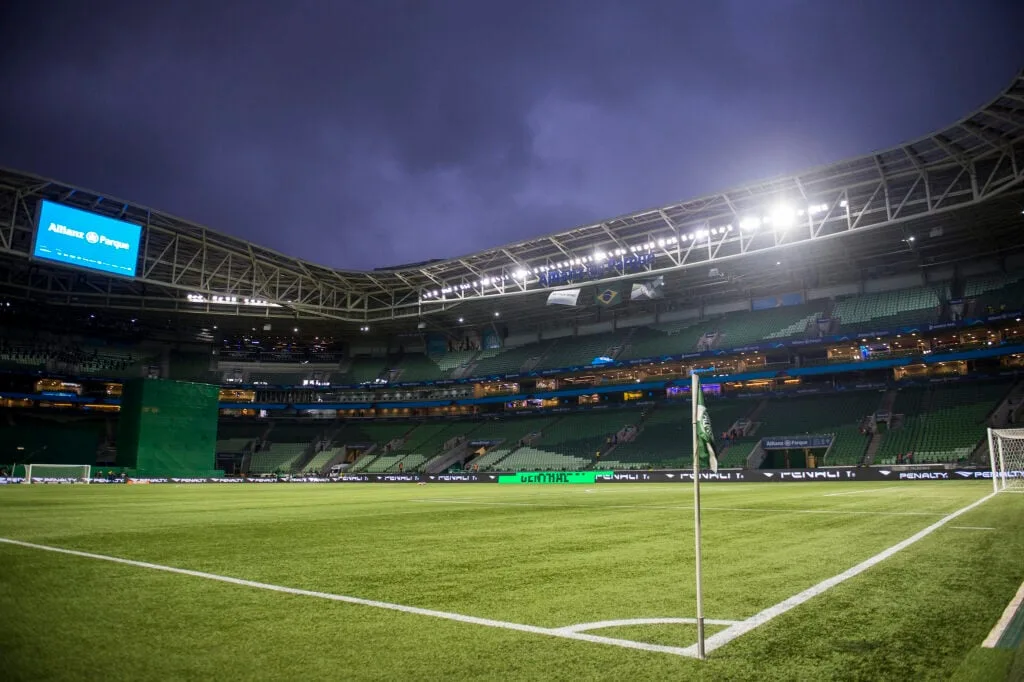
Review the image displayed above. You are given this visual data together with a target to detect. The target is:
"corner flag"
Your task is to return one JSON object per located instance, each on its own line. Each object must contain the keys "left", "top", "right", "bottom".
{"left": 693, "top": 374, "right": 718, "bottom": 474}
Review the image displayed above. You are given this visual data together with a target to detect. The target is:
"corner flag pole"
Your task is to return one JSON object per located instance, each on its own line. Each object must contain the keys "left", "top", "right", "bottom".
{"left": 692, "top": 371, "right": 706, "bottom": 660}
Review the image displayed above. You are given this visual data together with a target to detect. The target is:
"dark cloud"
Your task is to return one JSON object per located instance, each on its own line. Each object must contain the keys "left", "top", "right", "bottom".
{"left": 1, "top": 0, "right": 1021, "bottom": 269}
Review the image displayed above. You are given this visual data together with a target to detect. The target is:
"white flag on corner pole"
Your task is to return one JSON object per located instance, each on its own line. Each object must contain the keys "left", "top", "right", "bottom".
{"left": 693, "top": 375, "right": 719, "bottom": 474}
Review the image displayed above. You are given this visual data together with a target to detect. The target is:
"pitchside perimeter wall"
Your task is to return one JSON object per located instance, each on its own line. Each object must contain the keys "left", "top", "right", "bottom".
{"left": 116, "top": 378, "right": 221, "bottom": 477}
{"left": 4, "top": 466, "right": 1010, "bottom": 484}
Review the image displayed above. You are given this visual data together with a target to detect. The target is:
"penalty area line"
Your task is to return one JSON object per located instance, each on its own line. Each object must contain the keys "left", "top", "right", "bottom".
{"left": 700, "top": 492, "right": 999, "bottom": 656}
{"left": 0, "top": 537, "right": 700, "bottom": 659}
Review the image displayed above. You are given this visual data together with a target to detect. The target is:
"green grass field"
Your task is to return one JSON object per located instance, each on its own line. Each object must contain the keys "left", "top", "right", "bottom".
{"left": 1, "top": 481, "right": 1022, "bottom": 680}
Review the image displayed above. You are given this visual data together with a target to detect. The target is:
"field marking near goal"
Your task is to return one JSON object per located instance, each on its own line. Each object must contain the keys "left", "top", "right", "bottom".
{"left": 0, "top": 536, "right": 712, "bottom": 659}
{"left": 411, "top": 498, "right": 947, "bottom": 518}
{"left": 982, "top": 579, "right": 1024, "bottom": 648}
{"left": 698, "top": 492, "right": 998, "bottom": 656}
{"left": 557, "top": 617, "right": 739, "bottom": 633}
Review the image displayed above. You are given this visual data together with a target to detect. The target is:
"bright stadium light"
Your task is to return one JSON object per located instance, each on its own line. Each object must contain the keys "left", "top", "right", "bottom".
{"left": 514, "top": 269, "right": 529, "bottom": 280}
{"left": 770, "top": 204, "right": 796, "bottom": 230}
{"left": 739, "top": 216, "right": 761, "bottom": 231}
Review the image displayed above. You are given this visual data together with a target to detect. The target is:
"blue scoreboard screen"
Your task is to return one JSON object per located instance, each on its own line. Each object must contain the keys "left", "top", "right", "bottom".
{"left": 32, "top": 200, "right": 142, "bottom": 277}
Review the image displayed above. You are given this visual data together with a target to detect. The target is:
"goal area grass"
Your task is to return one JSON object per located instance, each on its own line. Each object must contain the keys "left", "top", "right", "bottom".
{"left": 1, "top": 481, "right": 1022, "bottom": 680}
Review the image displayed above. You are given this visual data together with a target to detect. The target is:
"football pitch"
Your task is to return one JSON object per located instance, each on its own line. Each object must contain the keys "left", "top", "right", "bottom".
{"left": 1, "top": 481, "right": 1022, "bottom": 680}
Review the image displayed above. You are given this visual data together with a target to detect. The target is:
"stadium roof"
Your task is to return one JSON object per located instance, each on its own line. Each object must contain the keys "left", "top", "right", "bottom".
{"left": 0, "top": 69, "right": 1022, "bottom": 333}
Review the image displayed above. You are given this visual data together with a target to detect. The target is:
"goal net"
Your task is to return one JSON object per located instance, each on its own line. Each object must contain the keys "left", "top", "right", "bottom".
{"left": 987, "top": 428, "right": 1024, "bottom": 493}
{"left": 24, "top": 464, "right": 92, "bottom": 484}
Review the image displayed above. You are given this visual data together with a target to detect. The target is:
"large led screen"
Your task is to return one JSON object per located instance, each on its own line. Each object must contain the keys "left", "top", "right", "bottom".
{"left": 32, "top": 200, "right": 142, "bottom": 277}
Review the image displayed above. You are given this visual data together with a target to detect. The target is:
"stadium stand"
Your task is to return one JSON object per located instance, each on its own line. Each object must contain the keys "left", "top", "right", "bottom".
{"left": 710, "top": 301, "right": 826, "bottom": 348}
{"left": 620, "top": 321, "right": 706, "bottom": 360}
{"left": 302, "top": 447, "right": 343, "bottom": 474}
{"left": 434, "top": 350, "right": 478, "bottom": 377}
{"left": 340, "top": 357, "right": 389, "bottom": 384}
{"left": 465, "top": 417, "right": 557, "bottom": 470}
{"left": 247, "top": 423, "right": 326, "bottom": 475}
{"left": 832, "top": 286, "right": 944, "bottom": 332}
{"left": 390, "top": 354, "right": 444, "bottom": 382}
{"left": 875, "top": 381, "right": 1011, "bottom": 464}
{"left": 493, "top": 411, "right": 629, "bottom": 471}
{"left": 540, "top": 332, "right": 627, "bottom": 368}
{"left": 469, "top": 341, "right": 557, "bottom": 376}
{"left": 965, "top": 273, "right": 1024, "bottom": 315}
{"left": 751, "top": 392, "right": 882, "bottom": 465}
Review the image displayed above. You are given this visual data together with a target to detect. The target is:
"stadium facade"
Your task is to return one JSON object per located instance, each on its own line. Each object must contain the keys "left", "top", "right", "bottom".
{"left": 1, "top": 70, "right": 1023, "bottom": 479}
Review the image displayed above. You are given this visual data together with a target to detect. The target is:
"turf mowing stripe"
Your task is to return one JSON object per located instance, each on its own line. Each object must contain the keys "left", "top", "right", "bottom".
{"left": 0, "top": 537, "right": 705, "bottom": 659}
{"left": 700, "top": 492, "right": 999, "bottom": 657}
{"left": 982, "top": 579, "right": 1024, "bottom": 649}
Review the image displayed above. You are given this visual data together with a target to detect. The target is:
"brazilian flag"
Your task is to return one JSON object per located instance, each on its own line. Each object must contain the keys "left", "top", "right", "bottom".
{"left": 595, "top": 285, "right": 624, "bottom": 307}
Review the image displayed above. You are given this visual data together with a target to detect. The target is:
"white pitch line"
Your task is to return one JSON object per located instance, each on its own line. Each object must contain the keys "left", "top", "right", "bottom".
{"left": 823, "top": 487, "right": 909, "bottom": 497}
{"left": 0, "top": 537, "right": 700, "bottom": 659}
{"left": 982, "top": 579, "right": 1024, "bottom": 648}
{"left": 412, "top": 498, "right": 945, "bottom": 518}
{"left": 698, "top": 492, "right": 998, "bottom": 656}
{"left": 558, "top": 617, "right": 739, "bottom": 633}
{"left": 949, "top": 526, "right": 996, "bottom": 531}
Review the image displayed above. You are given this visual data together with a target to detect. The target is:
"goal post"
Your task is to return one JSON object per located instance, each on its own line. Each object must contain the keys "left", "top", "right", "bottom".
{"left": 987, "top": 428, "right": 1024, "bottom": 493}
{"left": 24, "top": 464, "right": 92, "bottom": 484}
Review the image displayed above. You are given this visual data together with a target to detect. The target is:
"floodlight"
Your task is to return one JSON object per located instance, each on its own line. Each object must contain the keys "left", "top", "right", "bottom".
{"left": 770, "top": 205, "right": 796, "bottom": 229}
{"left": 739, "top": 216, "right": 761, "bottom": 231}
{"left": 514, "top": 269, "right": 528, "bottom": 280}
{"left": 840, "top": 200, "right": 848, "bottom": 208}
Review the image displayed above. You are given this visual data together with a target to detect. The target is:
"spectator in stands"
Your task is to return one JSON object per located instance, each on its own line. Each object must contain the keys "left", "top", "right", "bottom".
{"left": 398, "top": 462, "right": 404, "bottom": 474}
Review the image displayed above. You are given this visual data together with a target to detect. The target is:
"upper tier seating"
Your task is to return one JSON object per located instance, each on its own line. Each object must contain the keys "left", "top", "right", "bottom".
{"left": 341, "top": 357, "right": 389, "bottom": 384}
{"left": 832, "top": 286, "right": 944, "bottom": 332}
{"left": 470, "top": 341, "right": 557, "bottom": 376}
{"left": 540, "top": 332, "right": 629, "bottom": 368}
{"left": 965, "top": 273, "right": 1024, "bottom": 315}
{"left": 391, "top": 354, "right": 444, "bottom": 382}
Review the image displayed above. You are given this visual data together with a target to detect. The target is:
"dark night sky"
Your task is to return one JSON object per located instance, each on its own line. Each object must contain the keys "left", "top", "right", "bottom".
{"left": 1, "top": 1, "right": 1022, "bottom": 271}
